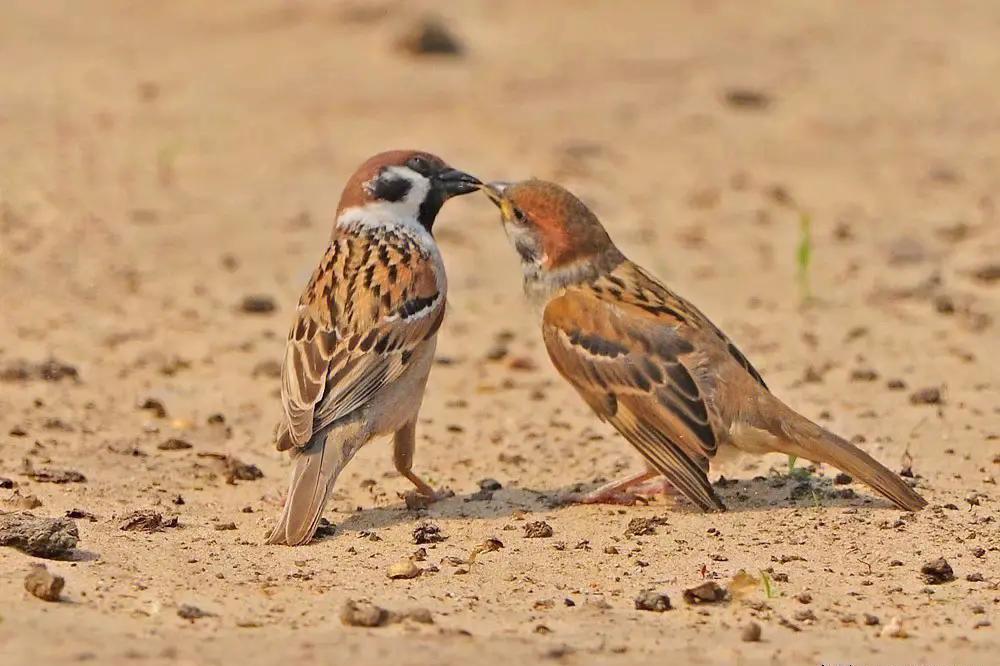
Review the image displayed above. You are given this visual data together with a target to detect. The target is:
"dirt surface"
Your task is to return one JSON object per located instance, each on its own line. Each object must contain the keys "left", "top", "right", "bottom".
{"left": 1, "top": 2, "right": 998, "bottom": 664}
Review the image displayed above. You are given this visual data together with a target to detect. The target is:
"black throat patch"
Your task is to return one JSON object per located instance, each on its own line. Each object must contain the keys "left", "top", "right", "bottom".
{"left": 417, "top": 187, "right": 445, "bottom": 232}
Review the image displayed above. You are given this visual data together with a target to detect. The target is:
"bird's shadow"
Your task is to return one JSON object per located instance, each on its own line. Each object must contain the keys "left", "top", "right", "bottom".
{"left": 319, "top": 472, "right": 903, "bottom": 541}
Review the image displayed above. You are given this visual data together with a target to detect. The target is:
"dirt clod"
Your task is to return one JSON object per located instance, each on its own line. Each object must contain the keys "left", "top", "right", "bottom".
{"left": 920, "top": 557, "right": 955, "bottom": 584}
{"left": 341, "top": 600, "right": 388, "bottom": 627}
{"left": 523, "top": 521, "right": 553, "bottom": 538}
{"left": 683, "top": 581, "right": 727, "bottom": 604}
{"left": 239, "top": 294, "right": 276, "bottom": 314}
{"left": 24, "top": 463, "right": 86, "bottom": 484}
{"left": 119, "top": 510, "right": 178, "bottom": 532}
{"left": 634, "top": 590, "right": 671, "bottom": 612}
{"left": 0, "top": 358, "right": 79, "bottom": 383}
{"left": 24, "top": 564, "right": 65, "bottom": 601}
{"left": 909, "top": 387, "right": 942, "bottom": 405}
{"left": 0, "top": 513, "right": 79, "bottom": 558}
{"left": 412, "top": 522, "right": 445, "bottom": 544}
{"left": 723, "top": 87, "right": 771, "bottom": 110}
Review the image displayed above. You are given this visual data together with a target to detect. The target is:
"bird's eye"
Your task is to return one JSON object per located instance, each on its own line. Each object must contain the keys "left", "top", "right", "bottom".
{"left": 514, "top": 208, "right": 528, "bottom": 224}
{"left": 406, "top": 156, "right": 430, "bottom": 174}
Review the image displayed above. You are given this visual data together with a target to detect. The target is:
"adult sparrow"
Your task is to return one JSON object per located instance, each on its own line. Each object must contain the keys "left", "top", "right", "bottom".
{"left": 482, "top": 179, "right": 926, "bottom": 512}
{"left": 266, "top": 150, "right": 480, "bottom": 546}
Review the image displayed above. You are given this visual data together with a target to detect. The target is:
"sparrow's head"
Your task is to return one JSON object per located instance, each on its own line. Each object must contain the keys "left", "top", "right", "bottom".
{"left": 336, "top": 150, "right": 480, "bottom": 231}
{"left": 482, "top": 180, "right": 617, "bottom": 273}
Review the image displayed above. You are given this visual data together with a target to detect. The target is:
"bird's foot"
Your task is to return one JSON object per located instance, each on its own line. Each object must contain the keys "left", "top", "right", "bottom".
{"left": 401, "top": 487, "right": 454, "bottom": 510}
{"left": 556, "top": 488, "right": 646, "bottom": 506}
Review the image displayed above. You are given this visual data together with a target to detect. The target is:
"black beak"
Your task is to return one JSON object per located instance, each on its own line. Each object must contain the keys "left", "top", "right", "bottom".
{"left": 435, "top": 168, "right": 481, "bottom": 197}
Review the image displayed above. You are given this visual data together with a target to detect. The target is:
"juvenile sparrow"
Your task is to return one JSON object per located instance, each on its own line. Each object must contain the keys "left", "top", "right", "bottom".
{"left": 482, "top": 179, "right": 926, "bottom": 512}
{"left": 266, "top": 150, "right": 480, "bottom": 546}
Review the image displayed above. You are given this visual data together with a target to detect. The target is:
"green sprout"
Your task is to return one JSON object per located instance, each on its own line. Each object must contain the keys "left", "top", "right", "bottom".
{"left": 759, "top": 570, "right": 777, "bottom": 598}
{"left": 796, "top": 212, "right": 812, "bottom": 303}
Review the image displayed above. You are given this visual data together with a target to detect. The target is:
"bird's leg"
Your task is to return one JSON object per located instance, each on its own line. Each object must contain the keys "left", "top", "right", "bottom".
{"left": 560, "top": 469, "right": 659, "bottom": 506}
{"left": 393, "top": 419, "right": 452, "bottom": 502}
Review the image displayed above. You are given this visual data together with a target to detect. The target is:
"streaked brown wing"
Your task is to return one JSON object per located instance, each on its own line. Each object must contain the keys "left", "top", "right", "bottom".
{"left": 542, "top": 273, "right": 725, "bottom": 512}
{"left": 278, "top": 229, "right": 444, "bottom": 451}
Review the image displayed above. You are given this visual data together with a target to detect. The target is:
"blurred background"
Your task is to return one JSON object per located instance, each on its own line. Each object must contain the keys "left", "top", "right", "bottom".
{"left": 2, "top": 0, "right": 998, "bottom": 510}
{"left": 2, "top": 2, "right": 998, "bottom": 663}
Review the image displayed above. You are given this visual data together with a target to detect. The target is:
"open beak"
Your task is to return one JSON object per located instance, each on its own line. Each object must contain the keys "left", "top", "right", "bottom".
{"left": 436, "top": 168, "right": 482, "bottom": 197}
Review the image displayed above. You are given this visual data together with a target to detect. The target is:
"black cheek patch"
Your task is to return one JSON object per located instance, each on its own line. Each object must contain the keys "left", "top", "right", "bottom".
{"left": 372, "top": 175, "right": 412, "bottom": 202}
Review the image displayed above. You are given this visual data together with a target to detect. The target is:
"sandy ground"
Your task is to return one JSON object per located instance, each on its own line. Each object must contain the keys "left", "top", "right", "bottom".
{"left": 1, "top": 1, "right": 998, "bottom": 664}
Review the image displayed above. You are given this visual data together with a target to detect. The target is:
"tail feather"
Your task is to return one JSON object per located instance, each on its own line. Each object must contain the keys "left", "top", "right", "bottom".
{"left": 765, "top": 408, "right": 927, "bottom": 511}
{"left": 266, "top": 430, "right": 359, "bottom": 546}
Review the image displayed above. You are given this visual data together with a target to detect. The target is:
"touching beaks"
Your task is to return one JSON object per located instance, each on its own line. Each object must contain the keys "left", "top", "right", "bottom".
{"left": 436, "top": 168, "right": 482, "bottom": 197}
{"left": 480, "top": 182, "right": 516, "bottom": 220}
{"left": 480, "top": 181, "right": 510, "bottom": 206}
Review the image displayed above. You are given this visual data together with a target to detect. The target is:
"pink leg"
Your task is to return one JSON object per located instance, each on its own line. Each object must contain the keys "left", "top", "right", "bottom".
{"left": 560, "top": 470, "right": 659, "bottom": 506}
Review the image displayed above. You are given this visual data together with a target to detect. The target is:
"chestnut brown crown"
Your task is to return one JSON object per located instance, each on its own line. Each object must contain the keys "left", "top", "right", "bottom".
{"left": 486, "top": 179, "right": 616, "bottom": 268}
{"left": 335, "top": 150, "right": 480, "bottom": 230}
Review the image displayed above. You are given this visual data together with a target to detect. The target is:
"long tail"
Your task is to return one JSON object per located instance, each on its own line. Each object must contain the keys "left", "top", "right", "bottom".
{"left": 265, "top": 429, "right": 359, "bottom": 546}
{"left": 761, "top": 403, "right": 927, "bottom": 511}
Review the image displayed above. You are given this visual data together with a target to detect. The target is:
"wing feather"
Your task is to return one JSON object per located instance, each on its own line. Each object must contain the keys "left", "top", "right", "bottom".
{"left": 542, "top": 266, "right": 727, "bottom": 511}
{"left": 277, "top": 228, "right": 444, "bottom": 451}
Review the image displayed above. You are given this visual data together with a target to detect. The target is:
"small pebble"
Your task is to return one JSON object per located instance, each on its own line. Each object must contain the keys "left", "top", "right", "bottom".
{"left": 740, "top": 621, "right": 762, "bottom": 642}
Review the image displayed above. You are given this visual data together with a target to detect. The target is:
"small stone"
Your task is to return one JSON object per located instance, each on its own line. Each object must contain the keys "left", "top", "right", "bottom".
{"left": 396, "top": 15, "right": 464, "bottom": 57}
{"left": 24, "top": 565, "right": 64, "bottom": 601}
{"left": 213, "top": 522, "right": 237, "bottom": 531}
{"left": 863, "top": 613, "right": 880, "bottom": 626}
{"left": 478, "top": 478, "right": 502, "bottom": 491}
{"left": 157, "top": 438, "right": 193, "bottom": 451}
{"left": 793, "top": 609, "right": 817, "bottom": 622}
{"left": 881, "top": 616, "right": 907, "bottom": 638}
{"left": 634, "top": 590, "right": 671, "bottom": 612}
{"left": 177, "top": 604, "right": 214, "bottom": 620}
{"left": 834, "top": 473, "right": 853, "bottom": 485}
{"left": 965, "top": 572, "right": 984, "bottom": 582}
{"left": 523, "top": 521, "right": 553, "bottom": 538}
{"left": 341, "top": 600, "right": 387, "bottom": 627}
{"left": 909, "top": 387, "right": 942, "bottom": 405}
{"left": 314, "top": 517, "right": 336, "bottom": 539}
{"left": 387, "top": 559, "right": 422, "bottom": 579}
{"left": 723, "top": 88, "right": 771, "bottom": 110}
{"left": 683, "top": 581, "right": 727, "bottom": 604}
{"left": 920, "top": 557, "right": 955, "bottom": 584}
{"left": 138, "top": 397, "right": 168, "bottom": 418}
{"left": 796, "top": 592, "right": 813, "bottom": 604}
{"left": 740, "top": 621, "right": 762, "bottom": 642}
{"left": 239, "top": 294, "right": 276, "bottom": 314}
{"left": 850, "top": 368, "right": 879, "bottom": 382}
{"left": 886, "top": 378, "right": 907, "bottom": 390}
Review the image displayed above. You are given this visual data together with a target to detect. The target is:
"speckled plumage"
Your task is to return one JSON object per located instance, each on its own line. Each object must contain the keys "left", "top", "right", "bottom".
{"left": 266, "top": 150, "right": 478, "bottom": 546}
{"left": 485, "top": 179, "right": 927, "bottom": 513}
